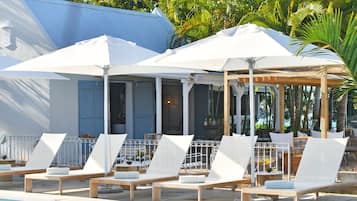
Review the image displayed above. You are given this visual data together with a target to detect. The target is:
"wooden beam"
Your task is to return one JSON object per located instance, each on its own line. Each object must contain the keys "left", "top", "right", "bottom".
{"left": 279, "top": 85, "right": 285, "bottom": 133}
{"left": 237, "top": 77, "right": 341, "bottom": 87}
{"left": 228, "top": 71, "right": 321, "bottom": 79}
{"left": 224, "top": 71, "right": 230, "bottom": 136}
{"left": 321, "top": 68, "right": 328, "bottom": 138}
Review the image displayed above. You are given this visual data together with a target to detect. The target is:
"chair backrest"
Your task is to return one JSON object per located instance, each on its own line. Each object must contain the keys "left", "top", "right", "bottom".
{"left": 146, "top": 135, "right": 194, "bottom": 175}
{"left": 327, "top": 131, "right": 344, "bottom": 138}
{"left": 295, "top": 138, "right": 348, "bottom": 184}
{"left": 311, "top": 130, "right": 344, "bottom": 138}
{"left": 297, "top": 131, "right": 307, "bottom": 137}
{"left": 269, "top": 132, "right": 294, "bottom": 149}
{"left": 208, "top": 135, "right": 257, "bottom": 180}
{"left": 0, "top": 135, "right": 6, "bottom": 144}
{"left": 83, "top": 134, "right": 127, "bottom": 173}
{"left": 310, "top": 130, "right": 321, "bottom": 138}
{"left": 25, "top": 133, "right": 67, "bottom": 169}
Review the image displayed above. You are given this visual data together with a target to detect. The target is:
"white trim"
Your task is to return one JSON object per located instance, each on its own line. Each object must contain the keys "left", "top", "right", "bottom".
{"left": 231, "top": 81, "right": 244, "bottom": 134}
{"left": 182, "top": 79, "right": 194, "bottom": 135}
{"left": 125, "top": 82, "right": 134, "bottom": 139}
{"left": 155, "top": 77, "right": 162, "bottom": 134}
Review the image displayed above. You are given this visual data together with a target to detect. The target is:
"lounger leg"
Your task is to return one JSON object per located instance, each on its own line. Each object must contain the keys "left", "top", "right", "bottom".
{"left": 294, "top": 195, "right": 300, "bottom": 201}
{"left": 24, "top": 178, "right": 32, "bottom": 192}
{"left": 129, "top": 184, "right": 135, "bottom": 201}
{"left": 152, "top": 186, "right": 161, "bottom": 201}
{"left": 59, "top": 179, "right": 63, "bottom": 195}
{"left": 314, "top": 192, "right": 319, "bottom": 200}
{"left": 197, "top": 189, "right": 202, "bottom": 201}
{"left": 89, "top": 180, "right": 98, "bottom": 198}
{"left": 241, "top": 192, "right": 250, "bottom": 201}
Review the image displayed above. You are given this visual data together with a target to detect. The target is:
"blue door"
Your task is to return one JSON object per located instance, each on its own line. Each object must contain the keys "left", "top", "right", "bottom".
{"left": 78, "top": 81, "right": 104, "bottom": 137}
{"left": 134, "top": 81, "right": 155, "bottom": 139}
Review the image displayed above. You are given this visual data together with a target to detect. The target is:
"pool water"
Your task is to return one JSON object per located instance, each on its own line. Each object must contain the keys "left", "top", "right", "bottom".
{"left": 0, "top": 199, "right": 20, "bottom": 201}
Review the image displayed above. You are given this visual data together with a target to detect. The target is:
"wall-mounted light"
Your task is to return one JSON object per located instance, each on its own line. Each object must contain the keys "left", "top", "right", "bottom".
{"left": 0, "top": 20, "right": 12, "bottom": 48}
{"left": 165, "top": 96, "right": 176, "bottom": 105}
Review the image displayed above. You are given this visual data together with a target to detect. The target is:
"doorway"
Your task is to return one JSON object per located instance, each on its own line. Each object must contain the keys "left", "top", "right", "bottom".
{"left": 110, "top": 83, "right": 126, "bottom": 134}
{"left": 162, "top": 80, "right": 183, "bottom": 134}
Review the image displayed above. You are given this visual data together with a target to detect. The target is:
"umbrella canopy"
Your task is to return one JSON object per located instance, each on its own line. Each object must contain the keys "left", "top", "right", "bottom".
{"left": 140, "top": 23, "right": 345, "bottom": 186}
{"left": 140, "top": 23, "right": 343, "bottom": 71}
{"left": 5, "top": 35, "right": 204, "bottom": 76}
{"left": 0, "top": 55, "right": 67, "bottom": 80}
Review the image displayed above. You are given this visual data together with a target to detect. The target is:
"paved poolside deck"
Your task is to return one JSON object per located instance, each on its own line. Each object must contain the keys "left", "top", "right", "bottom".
{"left": 1, "top": 176, "right": 357, "bottom": 201}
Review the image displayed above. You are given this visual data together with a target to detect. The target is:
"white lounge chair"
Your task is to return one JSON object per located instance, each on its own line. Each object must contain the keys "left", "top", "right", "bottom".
{"left": 311, "top": 130, "right": 344, "bottom": 138}
{"left": 24, "top": 134, "right": 127, "bottom": 195}
{"left": 269, "top": 132, "right": 294, "bottom": 151}
{"left": 89, "top": 134, "right": 194, "bottom": 201}
{"left": 0, "top": 133, "right": 67, "bottom": 178}
{"left": 241, "top": 137, "right": 348, "bottom": 201}
{"left": 151, "top": 135, "right": 258, "bottom": 201}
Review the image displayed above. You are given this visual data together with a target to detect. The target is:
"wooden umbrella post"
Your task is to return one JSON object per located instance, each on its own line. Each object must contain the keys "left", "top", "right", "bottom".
{"left": 224, "top": 71, "right": 231, "bottom": 136}
{"left": 320, "top": 67, "right": 328, "bottom": 138}
{"left": 279, "top": 84, "right": 285, "bottom": 133}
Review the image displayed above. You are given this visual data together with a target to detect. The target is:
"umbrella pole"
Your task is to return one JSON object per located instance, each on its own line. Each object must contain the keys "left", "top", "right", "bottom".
{"left": 104, "top": 70, "right": 109, "bottom": 135}
{"left": 248, "top": 59, "right": 256, "bottom": 186}
{"left": 103, "top": 67, "right": 109, "bottom": 175}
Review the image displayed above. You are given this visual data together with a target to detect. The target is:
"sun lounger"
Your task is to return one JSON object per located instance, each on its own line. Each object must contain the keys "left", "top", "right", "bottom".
{"left": 311, "top": 130, "right": 344, "bottom": 138}
{"left": 89, "top": 134, "right": 194, "bottom": 201}
{"left": 151, "top": 135, "right": 257, "bottom": 201}
{"left": 241, "top": 137, "right": 348, "bottom": 201}
{"left": 24, "top": 133, "right": 127, "bottom": 195}
{"left": 0, "top": 133, "right": 67, "bottom": 178}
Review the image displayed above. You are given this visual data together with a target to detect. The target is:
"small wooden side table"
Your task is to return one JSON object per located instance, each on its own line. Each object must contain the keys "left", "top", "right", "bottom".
{"left": 0, "top": 159, "right": 16, "bottom": 181}
{"left": 256, "top": 171, "right": 283, "bottom": 186}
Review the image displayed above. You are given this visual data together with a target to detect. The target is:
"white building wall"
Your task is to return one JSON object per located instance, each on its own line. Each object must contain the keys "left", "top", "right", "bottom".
{"left": 49, "top": 80, "right": 79, "bottom": 136}
{"left": 0, "top": 0, "right": 79, "bottom": 137}
{"left": 0, "top": 79, "right": 50, "bottom": 136}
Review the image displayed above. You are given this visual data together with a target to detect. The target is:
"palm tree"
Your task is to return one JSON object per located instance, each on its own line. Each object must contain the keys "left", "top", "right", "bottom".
{"left": 297, "top": 10, "right": 356, "bottom": 131}
{"left": 239, "top": 0, "right": 324, "bottom": 37}
{"left": 239, "top": 0, "right": 325, "bottom": 133}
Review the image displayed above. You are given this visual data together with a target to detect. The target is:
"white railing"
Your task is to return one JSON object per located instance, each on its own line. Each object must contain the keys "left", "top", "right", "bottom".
{"left": 0, "top": 136, "right": 290, "bottom": 179}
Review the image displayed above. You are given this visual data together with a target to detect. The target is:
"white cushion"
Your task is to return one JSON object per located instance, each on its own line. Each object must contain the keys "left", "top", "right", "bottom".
{"left": 179, "top": 175, "right": 205, "bottom": 183}
{"left": 46, "top": 167, "right": 70, "bottom": 175}
{"left": 265, "top": 180, "right": 294, "bottom": 189}
{"left": 114, "top": 171, "right": 139, "bottom": 179}
{"left": 0, "top": 164, "right": 11, "bottom": 171}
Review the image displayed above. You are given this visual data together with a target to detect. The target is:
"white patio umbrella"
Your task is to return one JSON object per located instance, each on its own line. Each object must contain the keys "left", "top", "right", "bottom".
{"left": 4, "top": 35, "right": 205, "bottom": 134}
{"left": 140, "top": 23, "right": 344, "bottom": 185}
{"left": 3, "top": 35, "right": 205, "bottom": 173}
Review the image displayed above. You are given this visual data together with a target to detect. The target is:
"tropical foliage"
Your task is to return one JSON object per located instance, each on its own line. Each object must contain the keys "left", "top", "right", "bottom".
{"left": 297, "top": 10, "right": 356, "bottom": 131}
{"left": 297, "top": 11, "right": 356, "bottom": 84}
